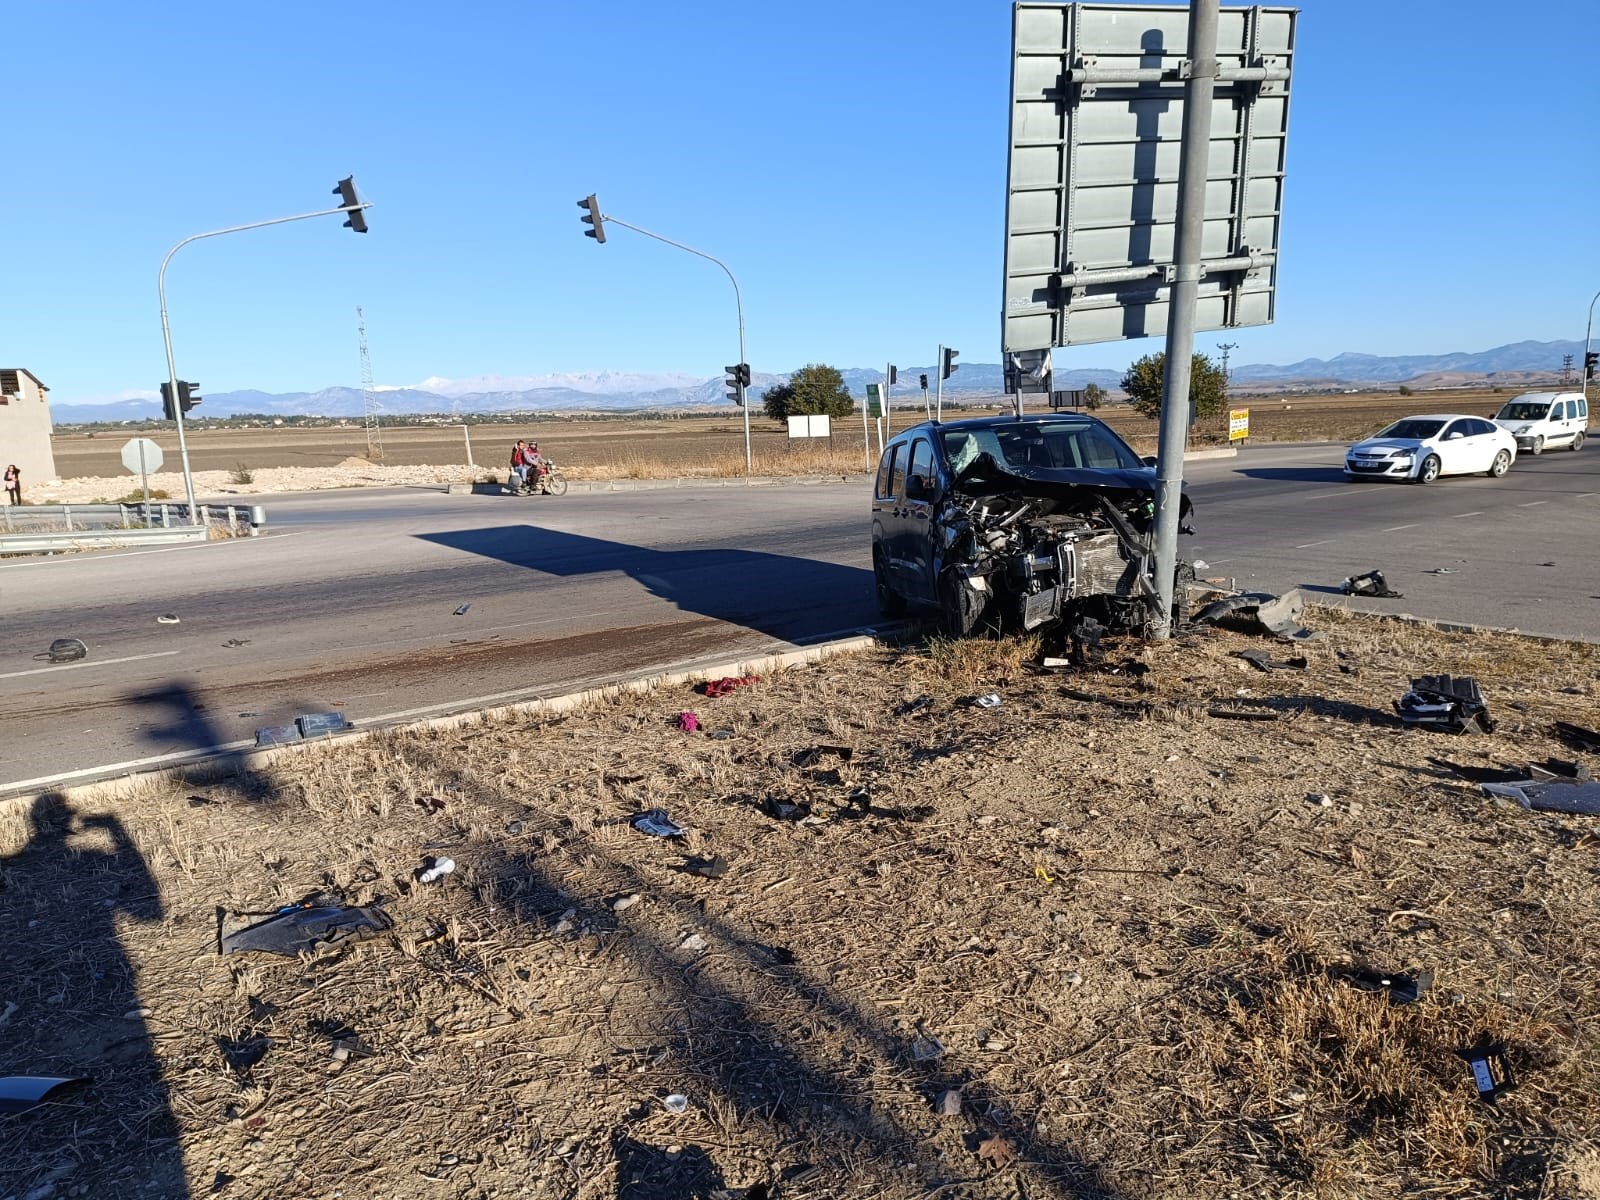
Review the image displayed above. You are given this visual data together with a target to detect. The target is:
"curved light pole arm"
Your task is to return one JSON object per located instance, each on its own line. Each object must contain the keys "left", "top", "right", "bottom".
{"left": 159, "top": 202, "right": 372, "bottom": 515}
{"left": 599, "top": 214, "right": 751, "bottom": 472}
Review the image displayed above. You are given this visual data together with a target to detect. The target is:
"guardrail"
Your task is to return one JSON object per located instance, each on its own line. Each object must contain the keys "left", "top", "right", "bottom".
{"left": 0, "top": 502, "right": 267, "bottom": 555}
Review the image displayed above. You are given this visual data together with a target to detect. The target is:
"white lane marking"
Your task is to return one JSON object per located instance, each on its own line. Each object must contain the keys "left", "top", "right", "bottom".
{"left": 1295, "top": 539, "right": 1333, "bottom": 549}
{"left": 1451, "top": 511, "right": 1483, "bottom": 519}
{"left": 1516, "top": 501, "right": 1548, "bottom": 507}
{"left": 1579, "top": 493, "right": 1597, "bottom": 499}
{"left": 0, "top": 650, "right": 182, "bottom": 681}
{"left": 1382, "top": 524, "right": 1417, "bottom": 532}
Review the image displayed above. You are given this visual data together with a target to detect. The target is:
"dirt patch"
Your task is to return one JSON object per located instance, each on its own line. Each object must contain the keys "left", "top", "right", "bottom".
{"left": 2, "top": 612, "right": 1597, "bottom": 1198}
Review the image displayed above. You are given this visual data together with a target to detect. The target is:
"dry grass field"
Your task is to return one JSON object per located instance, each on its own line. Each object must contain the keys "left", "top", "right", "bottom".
{"left": 3, "top": 611, "right": 1599, "bottom": 1199}
{"left": 48, "top": 390, "right": 1518, "bottom": 482}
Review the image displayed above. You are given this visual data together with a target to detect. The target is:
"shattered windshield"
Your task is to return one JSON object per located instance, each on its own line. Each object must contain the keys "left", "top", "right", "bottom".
{"left": 1496, "top": 402, "right": 1551, "bottom": 421}
{"left": 1375, "top": 419, "right": 1445, "bottom": 440}
{"left": 941, "top": 422, "right": 1143, "bottom": 475}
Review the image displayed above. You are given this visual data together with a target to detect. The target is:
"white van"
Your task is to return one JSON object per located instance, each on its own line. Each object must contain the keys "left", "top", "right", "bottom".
{"left": 1492, "top": 391, "right": 1589, "bottom": 454}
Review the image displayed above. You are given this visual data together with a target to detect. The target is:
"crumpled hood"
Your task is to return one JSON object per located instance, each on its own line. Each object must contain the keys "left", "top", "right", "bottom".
{"left": 953, "top": 453, "right": 1159, "bottom": 499}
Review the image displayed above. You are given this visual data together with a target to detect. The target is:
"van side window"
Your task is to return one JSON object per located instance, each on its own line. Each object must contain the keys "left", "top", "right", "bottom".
{"left": 875, "top": 446, "right": 901, "bottom": 500}
{"left": 1562, "top": 401, "right": 1576, "bottom": 419}
{"left": 907, "top": 439, "right": 935, "bottom": 499}
{"left": 1581, "top": 399, "right": 1590, "bottom": 420}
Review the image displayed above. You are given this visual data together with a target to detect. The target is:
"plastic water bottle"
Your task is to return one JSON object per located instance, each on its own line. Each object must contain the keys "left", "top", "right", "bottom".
{"left": 419, "top": 857, "right": 455, "bottom": 884}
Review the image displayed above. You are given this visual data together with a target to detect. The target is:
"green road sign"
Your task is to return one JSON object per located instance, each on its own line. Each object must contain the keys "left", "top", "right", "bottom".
{"left": 866, "top": 383, "right": 883, "bottom": 418}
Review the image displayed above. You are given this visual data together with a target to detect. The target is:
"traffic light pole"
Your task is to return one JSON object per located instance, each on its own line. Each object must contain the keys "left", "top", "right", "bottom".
{"left": 595, "top": 214, "right": 751, "bottom": 473}
{"left": 1584, "top": 288, "right": 1600, "bottom": 410}
{"left": 1148, "top": 0, "right": 1218, "bottom": 641}
{"left": 935, "top": 344, "right": 944, "bottom": 422}
{"left": 159, "top": 199, "right": 372, "bottom": 520}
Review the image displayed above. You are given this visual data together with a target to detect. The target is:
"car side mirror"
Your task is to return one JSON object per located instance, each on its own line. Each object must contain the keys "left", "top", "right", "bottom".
{"left": 1445, "top": 431, "right": 1463, "bottom": 440}
{"left": 1141, "top": 455, "right": 1158, "bottom": 467}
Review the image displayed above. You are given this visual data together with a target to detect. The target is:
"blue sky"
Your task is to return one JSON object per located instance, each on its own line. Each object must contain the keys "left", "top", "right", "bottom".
{"left": 6, "top": 0, "right": 1598, "bottom": 405}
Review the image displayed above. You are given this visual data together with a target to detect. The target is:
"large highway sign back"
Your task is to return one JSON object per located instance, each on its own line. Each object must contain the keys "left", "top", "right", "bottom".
{"left": 1003, "top": 3, "right": 1297, "bottom": 352}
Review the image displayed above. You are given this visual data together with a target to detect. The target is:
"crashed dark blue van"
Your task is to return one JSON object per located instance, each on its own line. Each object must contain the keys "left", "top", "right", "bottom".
{"left": 870, "top": 413, "right": 1193, "bottom": 636}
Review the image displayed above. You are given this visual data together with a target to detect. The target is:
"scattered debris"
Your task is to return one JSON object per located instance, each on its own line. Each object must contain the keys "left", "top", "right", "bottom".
{"left": 219, "top": 899, "right": 393, "bottom": 957}
{"left": 1394, "top": 675, "right": 1495, "bottom": 734}
{"left": 678, "top": 854, "right": 729, "bottom": 880}
{"left": 0, "top": 1076, "right": 88, "bottom": 1115}
{"left": 1555, "top": 721, "right": 1600, "bottom": 753}
{"left": 612, "top": 893, "right": 642, "bottom": 913}
{"left": 38, "top": 638, "right": 88, "bottom": 664}
{"left": 417, "top": 856, "right": 456, "bottom": 884}
{"left": 910, "top": 1030, "right": 945, "bottom": 1061}
{"left": 708, "top": 728, "right": 736, "bottom": 740}
{"left": 222, "top": 638, "right": 250, "bottom": 648}
{"left": 977, "top": 1133, "right": 1018, "bottom": 1169}
{"left": 297, "top": 712, "right": 350, "bottom": 738}
{"left": 935, "top": 1088, "right": 963, "bottom": 1116}
{"left": 415, "top": 795, "right": 447, "bottom": 814}
{"left": 662, "top": 1093, "right": 690, "bottom": 1114}
{"left": 255, "top": 724, "right": 301, "bottom": 747}
{"left": 1207, "top": 706, "right": 1281, "bottom": 722}
{"left": 675, "top": 711, "right": 700, "bottom": 733}
{"left": 1345, "top": 967, "right": 1434, "bottom": 1005}
{"left": 700, "top": 674, "right": 760, "bottom": 698}
{"left": 1423, "top": 567, "right": 1458, "bottom": 575}
{"left": 679, "top": 933, "right": 708, "bottom": 953}
{"left": 1458, "top": 1037, "right": 1516, "bottom": 1103}
{"left": 961, "top": 693, "right": 1004, "bottom": 709}
{"left": 452, "top": 603, "right": 471, "bottom": 616}
{"left": 1061, "top": 687, "right": 1151, "bottom": 716}
{"left": 218, "top": 1036, "right": 272, "bottom": 1075}
{"left": 761, "top": 796, "right": 812, "bottom": 823}
{"left": 156, "top": 613, "right": 181, "bottom": 624}
{"left": 1069, "top": 616, "right": 1107, "bottom": 666}
{"left": 792, "top": 745, "right": 854, "bottom": 768}
{"left": 893, "top": 695, "right": 933, "bottom": 717}
{"left": 1482, "top": 778, "right": 1600, "bottom": 815}
{"left": 1342, "top": 570, "right": 1403, "bottom": 599}
{"left": 1234, "top": 648, "right": 1308, "bottom": 672}
{"left": 631, "top": 808, "right": 687, "bottom": 838}
{"left": 1193, "top": 589, "right": 1324, "bottom": 642}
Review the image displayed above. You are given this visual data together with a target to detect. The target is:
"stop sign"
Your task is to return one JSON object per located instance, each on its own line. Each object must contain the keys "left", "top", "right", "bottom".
{"left": 121, "top": 438, "right": 164, "bottom": 475}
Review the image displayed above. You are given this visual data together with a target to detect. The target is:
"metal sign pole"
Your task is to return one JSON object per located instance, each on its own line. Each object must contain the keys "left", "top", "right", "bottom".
{"left": 1150, "top": 0, "right": 1219, "bottom": 640}
{"left": 139, "top": 442, "right": 150, "bottom": 508}
{"left": 861, "top": 397, "right": 872, "bottom": 472}
{"left": 884, "top": 363, "right": 893, "bottom": 439}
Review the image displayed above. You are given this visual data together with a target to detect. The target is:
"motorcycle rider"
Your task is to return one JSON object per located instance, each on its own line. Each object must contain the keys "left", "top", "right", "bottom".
{"left": 508, "top": 440, "right": 531, "bottom": 491}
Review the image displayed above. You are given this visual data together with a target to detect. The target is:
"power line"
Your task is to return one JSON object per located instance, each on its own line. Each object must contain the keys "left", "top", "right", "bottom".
{"left": 356, "top": 305, "right": 383, "bottom": 462}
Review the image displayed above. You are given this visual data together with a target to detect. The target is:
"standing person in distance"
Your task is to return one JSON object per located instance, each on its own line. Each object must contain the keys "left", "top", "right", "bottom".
{"left": 3, "top": 464, "right": 19, "bottom": 505}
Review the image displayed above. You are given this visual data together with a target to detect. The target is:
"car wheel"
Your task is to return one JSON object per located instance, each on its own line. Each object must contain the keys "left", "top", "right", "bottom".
{"left": 873, "top": 550, "right": 905, "bottom": 617}
{"left": 1531, "top": 436, "right": 1544, "bottom": 456}
{"left": 1486, "top": 449, "right": 1512, "bottom": 478}
{"left": 1572, "top": 431, "right": 1585, "bottom": 452}
{"left": 938, "top": 572, "right": 988, "bottom": 638}
{"left": 1414, "top": 454, "right": 1442, "bottom": 484}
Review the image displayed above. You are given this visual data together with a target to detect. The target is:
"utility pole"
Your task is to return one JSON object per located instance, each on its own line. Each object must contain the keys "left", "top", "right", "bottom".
{"left": 1216, "top": 341, "right": 1239, "bottom": 385}
{"left": 1561, "top": 353, "right": 1574, "bottom": 387}
{"left": 578, "top": 196, "right": 751, "bottom": 472}
{"left": 1148, "top": 0, "right": 1218, "bottom": 640}
{"left": 357, "top": 306, "right": 383, "bottom": 462}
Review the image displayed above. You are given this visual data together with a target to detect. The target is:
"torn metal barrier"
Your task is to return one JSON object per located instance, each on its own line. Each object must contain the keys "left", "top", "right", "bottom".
{"left": 0, "top": 1076, "right": 88, "bottom": 1115}
{"left": 219, "top": 900, "right": 393, "bottom": 957}
{"left": 1342, "top": 569, "right": 1403, "bottom": 599}
{"left": 1394, "top": 675, "right": 1495, "bottom": 734}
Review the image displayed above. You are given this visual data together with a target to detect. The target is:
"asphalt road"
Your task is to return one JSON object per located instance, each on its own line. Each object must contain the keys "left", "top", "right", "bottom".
{"left": 4, "top": 441, "right": 1597, "bottom": 792}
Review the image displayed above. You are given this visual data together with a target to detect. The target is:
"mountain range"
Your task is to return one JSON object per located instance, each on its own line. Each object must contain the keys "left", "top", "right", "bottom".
{"left": 49, "top": 340, "right": 1590, "bottom": 423}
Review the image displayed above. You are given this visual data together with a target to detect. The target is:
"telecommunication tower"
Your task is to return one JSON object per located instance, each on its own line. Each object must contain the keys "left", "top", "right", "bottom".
{"left": 357, "top": 306, "right": 383, "bottom": 462}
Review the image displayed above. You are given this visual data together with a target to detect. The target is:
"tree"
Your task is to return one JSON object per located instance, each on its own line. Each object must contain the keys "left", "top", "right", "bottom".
{"left": 1082, "top": 382, "right": 1106, "bottom": 411}
{"left": 761, "top": 363, "right": 855, "bottom": 424}
{"left": 1120, "top": 352, "right": 1228, "bottom": 421}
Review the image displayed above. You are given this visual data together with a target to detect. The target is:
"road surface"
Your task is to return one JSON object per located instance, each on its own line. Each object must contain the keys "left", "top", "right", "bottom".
{"left": 3, "top": 442, "right": 1596, "bottom": 792}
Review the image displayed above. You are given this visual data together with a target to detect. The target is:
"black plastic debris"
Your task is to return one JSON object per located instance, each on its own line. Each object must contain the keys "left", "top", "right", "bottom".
{"left": 38, "top": 638, "right": 88, "bottom": 664}
{"left": 1070, "top": 617, "right": 1107, "bottom": 666}
{"left": 631, "top": 808, "right": 687, "bottom": 838}
{"left": 893, "top": 695, "right": 933, "bottom": 717}
{"left": 1555, "top": 721, "right": 1600, "bottom": 753}
{"left": 255, "top": 725, "right": 301, "bottom": 747}
{"left": 218, "top": 1036, "right": 272, "bottom": 1076}
{"left": 760, "top": 797, "right": 811, "bottom": 822}
{"left": 1207, "top": 707, "right": 1281, "bottom": 722}
{"left": 297, "top": 712, "right": 350, "bottom": 738}
{"left": 1394, "top": 675, "right": 1496, "bottom": 734}
{"left": 0, "top": 1076, "right": 88, "bottom": 1115}
{"left": 1235, "top": 648, "right": 1308, "bottom": 672}
{"left": 1060, "top": 687, "right": 1151, "bottom": 716}
{"left": 1342, "top": 570, "right": 1403, "bottom": 599}
{"left": 1481, "top": 778, "right": 1600, "bottom": 815}
{"left": 1458, "top": 1037, "right": 1516, "bottom": 1103}
{"left": 792, "top": 745, "right": 854, "bottom": 769}
{"left": 1193, "top": 589, "right": 1324, "bottom": 642}
{"left": 219, "top": 899, "right": 392, "bottom": 957}
{"left": 1429, "top": 758, "right": 1525, "bottom": 785}
{"left": 1346, "top": 967, "right": 1434, "bottom": 1005}
{"left": 679, "top": 854, "right": 729, "bottom": 880}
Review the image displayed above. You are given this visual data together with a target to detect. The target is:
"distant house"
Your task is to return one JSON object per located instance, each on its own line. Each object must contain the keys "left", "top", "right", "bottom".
{"left": 0, "top": 369, "right": 58, "bottom": 495}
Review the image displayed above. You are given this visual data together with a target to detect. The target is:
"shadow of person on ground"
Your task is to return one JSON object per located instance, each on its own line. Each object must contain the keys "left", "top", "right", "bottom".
{"left": 126, "top": 680, "right": 281, "bottom": 803}
{"left": 0, "top": 793, "right": 187, "bottom": 1198}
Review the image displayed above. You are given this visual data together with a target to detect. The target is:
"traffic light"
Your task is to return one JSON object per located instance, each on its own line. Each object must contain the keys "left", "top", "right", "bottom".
{"left": 333, "top": 176, "right": 368, "bottom": 233}
{"left": 725, "top": 363, "right": 750, "bottom": 406}
{"left": 919, "top": 373, "right": 928, "bottom": 390}
{"left": 941, "top": 347, "right": 959, "bottom": 380}
{"left": 160, "top": 381, "right": 201, "bottom": 420}
{"left": 578, "top": 194, "right": 605, "bottom": 243}
{"left": 888, "top": 365, "right": 898, "bottom": 386}
{"left": 1587, "top": 352, "right": 1598, "bottom": 381}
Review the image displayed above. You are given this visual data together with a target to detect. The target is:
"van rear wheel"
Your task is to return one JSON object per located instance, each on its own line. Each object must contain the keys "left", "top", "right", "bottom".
{"left": 1572, "top": 431, "right": 1585, "bottom": 452}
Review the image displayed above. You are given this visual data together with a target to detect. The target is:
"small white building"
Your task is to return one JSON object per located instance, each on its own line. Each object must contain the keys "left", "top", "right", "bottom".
{"left": 0, "top": 368, "right": 57, "bottom": 497}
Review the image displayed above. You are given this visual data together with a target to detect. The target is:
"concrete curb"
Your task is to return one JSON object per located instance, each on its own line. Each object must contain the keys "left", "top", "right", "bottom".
{"left": 0, "top": 633, "right": 886, "bottom": 812}
{"left": 1182, "top": 446, "right": 1238, "bottom": 462}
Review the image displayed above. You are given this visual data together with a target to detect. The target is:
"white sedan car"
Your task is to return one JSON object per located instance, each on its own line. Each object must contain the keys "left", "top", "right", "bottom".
{"left": 1344, "top": 414, "right": 1517, "bottom": 483}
